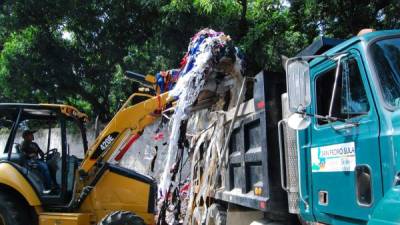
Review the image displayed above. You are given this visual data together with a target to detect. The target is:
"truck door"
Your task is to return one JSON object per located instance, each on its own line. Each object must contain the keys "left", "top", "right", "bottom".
{"left": 309, "top": 50, "right": 383, "bottom": 222}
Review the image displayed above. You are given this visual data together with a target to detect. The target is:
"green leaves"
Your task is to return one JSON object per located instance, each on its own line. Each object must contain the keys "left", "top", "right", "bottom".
{"left": 0, "top": 26, "right": 42, "bottom": 102}
{"left": 0, "top": 0, "right": 399, "bottom": 121}
{"left": 290, "top": 0, "right": 400, "bottom": 39}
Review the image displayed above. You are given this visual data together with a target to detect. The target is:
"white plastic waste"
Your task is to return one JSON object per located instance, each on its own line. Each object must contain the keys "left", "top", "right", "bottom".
{"left": 159, "top": 31, "right": 232, "bottom": 197}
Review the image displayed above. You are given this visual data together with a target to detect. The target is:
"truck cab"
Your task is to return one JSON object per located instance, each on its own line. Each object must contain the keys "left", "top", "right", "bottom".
{"left": 285, "top": 30, "right": 400, "bottom": 224}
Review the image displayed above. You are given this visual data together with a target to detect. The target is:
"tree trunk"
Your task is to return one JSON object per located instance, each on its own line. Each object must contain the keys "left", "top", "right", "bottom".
{"left": 237, "top": 0, "right": 248, "bottom": 40}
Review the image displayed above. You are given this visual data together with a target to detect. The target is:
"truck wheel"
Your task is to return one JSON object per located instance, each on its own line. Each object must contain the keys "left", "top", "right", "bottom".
{"left": 98, "top": 211, "right": 145, "bottom": 225}
{"left": 0, "top": 192, "right": 32, "bottom": 225}
{"left": 205, "top": 204, "right": 226, "bottom": 225}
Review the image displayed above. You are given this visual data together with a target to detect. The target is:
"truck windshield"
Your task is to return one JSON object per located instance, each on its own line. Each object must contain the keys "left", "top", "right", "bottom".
{"left": 370, "top": 38, "right": 400, "bottom": 108}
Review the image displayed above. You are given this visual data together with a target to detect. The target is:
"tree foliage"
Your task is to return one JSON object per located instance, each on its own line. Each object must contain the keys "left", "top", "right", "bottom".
{"left": 0, "top": 0, "right": 399, "bottom": 120}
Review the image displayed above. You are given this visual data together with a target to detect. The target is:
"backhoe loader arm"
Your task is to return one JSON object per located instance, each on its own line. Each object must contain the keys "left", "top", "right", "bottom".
{"left": 79, "top": 92, "right": 171, "bottom": 173}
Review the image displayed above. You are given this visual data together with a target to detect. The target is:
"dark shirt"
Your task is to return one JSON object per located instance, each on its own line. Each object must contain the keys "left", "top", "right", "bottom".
{"left": 21, "top": 140, "right": 44, "bottom": 160}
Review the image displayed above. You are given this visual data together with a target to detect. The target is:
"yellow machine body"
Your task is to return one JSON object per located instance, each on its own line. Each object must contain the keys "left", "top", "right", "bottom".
{"left": 78, "top": 168, "right": 156, "bottom": 224}
{"left": 39, "top": 167, "right": 157, "bottom": 225}
{"left": 80, "top": 92, "right": 170, "bottom": 172}
{"left": 39, "top": 213, "right": 91, "bottom": 225}
{"left": 35, "top": 166, "right": 156, "bottom": 225}
{"left": 0, "top": 92, "right": 173, "bottom": 225}
{"left": 0, "top": 163, "right": 41, "bottom": 206}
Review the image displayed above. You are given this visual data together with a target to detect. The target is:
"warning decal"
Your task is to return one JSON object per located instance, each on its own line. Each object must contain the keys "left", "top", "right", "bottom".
{"left": 311, "top": 142, "right": 356, "bottom": 172}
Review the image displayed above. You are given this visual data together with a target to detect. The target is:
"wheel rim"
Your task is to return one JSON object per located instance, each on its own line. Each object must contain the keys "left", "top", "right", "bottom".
{"left": 0, "top": 214, "right": 5, "bottom": 225}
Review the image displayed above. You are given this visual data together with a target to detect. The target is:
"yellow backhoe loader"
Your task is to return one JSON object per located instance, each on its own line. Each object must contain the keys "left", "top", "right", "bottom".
{"left": 0, "top": 88, "right": 171, "bottom": 224}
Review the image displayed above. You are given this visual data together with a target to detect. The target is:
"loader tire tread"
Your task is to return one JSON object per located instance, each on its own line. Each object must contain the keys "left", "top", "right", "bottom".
{"left": 98, "top": 211, "right": 145, "bottom": 225}
{"left": 0, "top": 192, "right": 32, "bottom": 225}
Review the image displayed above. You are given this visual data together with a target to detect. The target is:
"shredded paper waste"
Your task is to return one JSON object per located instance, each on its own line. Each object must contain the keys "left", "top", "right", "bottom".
{"left": 120, "top": 28, "right": 245, "bottom": 225}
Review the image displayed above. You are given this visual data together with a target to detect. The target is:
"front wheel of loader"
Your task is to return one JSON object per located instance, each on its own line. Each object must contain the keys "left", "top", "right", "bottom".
{"left": 0, "top": 192, "right": 32, "bottom": 225}
{"left": 98, "top": 211, "right": 145, "bottom": 225}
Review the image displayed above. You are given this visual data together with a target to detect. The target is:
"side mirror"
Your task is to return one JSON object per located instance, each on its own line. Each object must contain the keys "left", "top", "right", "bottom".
{"left": 287, "top": 113, "right": 311, "bottom": 130}
{"left": 286, "top": 59, "right": 311, "bottom": 113}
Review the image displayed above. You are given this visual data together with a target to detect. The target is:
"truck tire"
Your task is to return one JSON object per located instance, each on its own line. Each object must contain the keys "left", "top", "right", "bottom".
{"left": 0, "top": 192, "right": 32, "bottom": 225}
{"left": 205, "top": 204, "right": 226, "bottom": 225}
{"left": 98, "top": 211, "right": 145, "bottom": 225}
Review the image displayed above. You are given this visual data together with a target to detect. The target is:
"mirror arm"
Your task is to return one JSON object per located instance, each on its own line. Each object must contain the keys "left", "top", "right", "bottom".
{"left": 301, "top": 112, "right": 353, "bottom": 124}
{"left": 328, "top": 54, "right": 347, "bottom": 118}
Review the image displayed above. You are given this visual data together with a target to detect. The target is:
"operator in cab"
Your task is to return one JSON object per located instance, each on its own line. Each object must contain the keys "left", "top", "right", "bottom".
{"left": 21, "top": 130, "right": 53, "bottom": 194}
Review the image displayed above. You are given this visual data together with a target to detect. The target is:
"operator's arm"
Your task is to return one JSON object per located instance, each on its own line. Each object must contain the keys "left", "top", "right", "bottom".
{"left": 21, "top": 141, "right": 38, "bottom": 159}
{"left": 33, "top": 142, "right": 45, "bottom": 159}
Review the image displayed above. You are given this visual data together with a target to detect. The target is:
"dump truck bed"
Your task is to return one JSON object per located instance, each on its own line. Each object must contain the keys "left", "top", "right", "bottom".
{"left": 214, "top": 71, "right": 288, "bottom": 213}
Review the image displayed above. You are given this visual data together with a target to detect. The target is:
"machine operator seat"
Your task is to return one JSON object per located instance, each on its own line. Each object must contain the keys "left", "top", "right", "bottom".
{"left": 0, "top": 144, "right": 25, "bottom": 165}
{"left": 17, "top": 146, "right": 52, "bottom": 194}
{"left": 0, "top": 147, "right": 45, "bottom": 194}
{"left": 8, "top": 161, "right": 44, "bottom": 194}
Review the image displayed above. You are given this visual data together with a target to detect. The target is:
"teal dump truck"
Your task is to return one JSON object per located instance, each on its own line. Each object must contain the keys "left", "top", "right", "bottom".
{"left": 197, "top": 29, "right": 400, "bottom": 225}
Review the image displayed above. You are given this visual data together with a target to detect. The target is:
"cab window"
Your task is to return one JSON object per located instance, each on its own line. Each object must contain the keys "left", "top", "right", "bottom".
{"left": 66, "top": 120, "right": 86, "bottom": 159}
{"left": 0, "top": 119, "right": 13, "bottom": 154}
{"left": 15, "top": 119, "right": 62, "bottom": 154}
{"left": 315, "top": 57, "right": 369, "bottom": 125}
